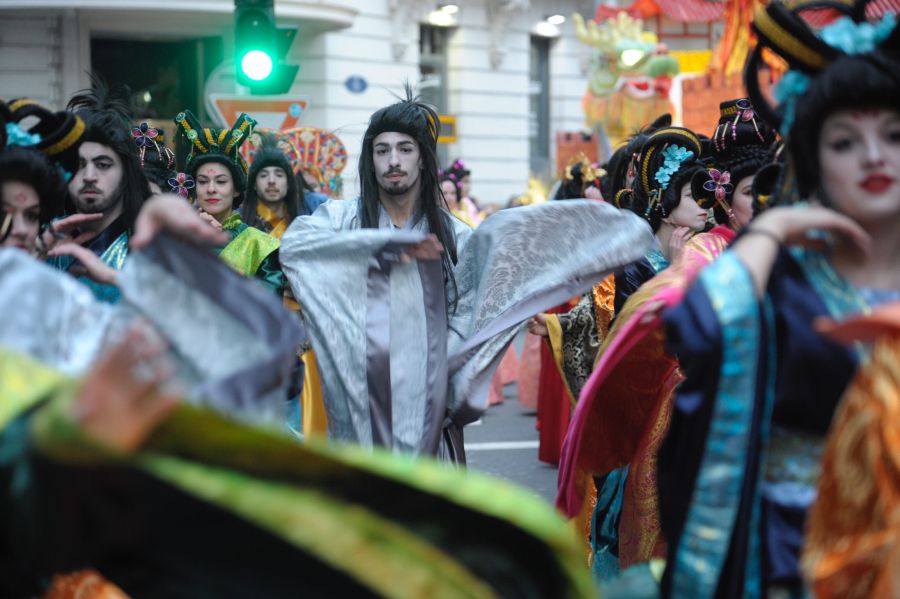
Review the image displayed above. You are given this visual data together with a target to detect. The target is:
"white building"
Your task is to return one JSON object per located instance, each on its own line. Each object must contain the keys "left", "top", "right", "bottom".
{"left": 1, "top": 0, "right": 602, "bottom": 205}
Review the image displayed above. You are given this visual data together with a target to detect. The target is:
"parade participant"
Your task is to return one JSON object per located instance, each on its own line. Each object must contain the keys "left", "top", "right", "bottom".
{"left": 242, "top": 143, "right": 303, "bottom": 238}
{"left": 132, "top": 121, "right": 178, "bottom": 196}
{"left": 174, "top": 110, "right": 284, "bottom": 296}
{"left": 656, "top": 2, "right": 899, "bottom": 596}
{"left": 447, "top": 158, "right": 484, "bottom": 225}
{"left": 280, "top": 86, "right": 655, "bottom": 460}
{"left": 0, "top": 325, "right": 594, "bottom": 599}
{"left": 439, "top": 173, "right": 475, "bottom": 226}
{"left": 802, "top": 301, "right": 900, "bottom": 599}
{"left": 691, "top": 98, "right": 777, "bottom": 233}
{"left": 46, "top": 82, "right": 153, "bottom": 302}
{"left": 556, "top": 102, "right": 776, "bottom": 580}
{"left": 0, "top": 100, "right": 103, "bottom": 258}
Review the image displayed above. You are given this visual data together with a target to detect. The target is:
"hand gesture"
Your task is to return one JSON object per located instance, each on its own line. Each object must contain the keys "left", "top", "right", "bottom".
{"left": 71, "top": 321, "right": 180, "bottom": 453}
{"left": 47, "top": 242, "right": 119, "bottom": 286}
{"left": 35, "top": 213, "right": 103, "bottom": 257}
{"left": 400, "top": 233, "right": 444, "bottom": 263}
{"left": 130, "top": 194, "right": 228, "bottom": 250}
{"left": 749, "top": 205, "right": 870, "bottom": 254}
{"left": 527, "top": 313, "right": 550, "bottom": 337}
{"left": 668, "top": 226, "right": 693, "bottom": 266}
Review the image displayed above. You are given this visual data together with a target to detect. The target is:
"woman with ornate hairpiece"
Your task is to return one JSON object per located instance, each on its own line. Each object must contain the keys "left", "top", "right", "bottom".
{"left": 174, "top": 110, "right": 284, "bottom": 296}
{"left": 555, "top": 100, "right": 778, "bottom": 584}
{"left": 654, "top": 1, "right": 900, "bottom": 596}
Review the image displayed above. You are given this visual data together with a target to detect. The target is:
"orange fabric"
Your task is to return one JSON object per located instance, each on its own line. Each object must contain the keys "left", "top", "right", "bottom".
{"left": 43, "top": 570, "right": 130, "bottom": 599}
{"left": 803, "top": 320, "right": 900, "bottom": 599}
{"left": 488, "top": 344, "right": 520, "bottom": 406}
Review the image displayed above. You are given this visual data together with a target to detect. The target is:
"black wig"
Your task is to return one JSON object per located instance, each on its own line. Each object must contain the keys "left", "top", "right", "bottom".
{"left": 242, "top": 144, "right": 302, "bottom": 231}
{"left": 358, "top": 84, "right": 460, "bottom": 307}
{"left": 746, "top": 0, "right": 900, "bottom": 199}
{"left": 66, "top": 76, "right": 151, "bottom": 232}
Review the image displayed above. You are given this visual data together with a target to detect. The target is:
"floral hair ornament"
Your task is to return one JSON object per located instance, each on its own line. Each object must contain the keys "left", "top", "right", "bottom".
{"left": 5, "top": 122, "right": 41, "bottom": 147}
{"left": 654, "top": 144, "right": 694, "bottom": 190}
{"left": 703, "top": 168, "right": 738, "bottom": 228}
{"left": 132, "top": 122, "right": 176, "bottom": 170}
{"left": 773, "top": 13, "right": 897, "bottom": 136}
{"left": 714, "top": 99, "right": 767, "bottom": 151}
{"left": 167, "top": 172, "right": 195, "bottom": 199}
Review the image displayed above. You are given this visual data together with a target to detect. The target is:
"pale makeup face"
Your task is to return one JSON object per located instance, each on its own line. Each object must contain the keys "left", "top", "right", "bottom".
{"left": 255, "top": 166, "right": 289, "bottom": 204}
{"left": 373, "top": 132, "right": 422, "bottom": 197}
{"left": 1, "top": 181, "right": 40, "bottom": 253}
{"left": 195, "top": 162, "right": 238, "bottom": 221}
{"left": 459, "top": 174, "right": 471, "bottom": 199}
{"left": 731, "top": 175, "right": 755, "bottom": 230}
{"left": 819, "top": 108, "right": 900, "bottom": 226}
{"left": 68, "top": 141, "right": 123, "bottom": 215}
{"left": 667, "top": 182, "right": 709, "bottom": 232}
{"left": 440, "top": 180, "right": 459, "bottom": 210}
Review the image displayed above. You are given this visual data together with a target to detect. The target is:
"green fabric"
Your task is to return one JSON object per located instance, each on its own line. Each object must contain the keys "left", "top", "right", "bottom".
{"left": 217, "top": 212, "right": 284, "bottom": 295}
{"left": 7, "top": 349, "right": 595, "bottom": 598}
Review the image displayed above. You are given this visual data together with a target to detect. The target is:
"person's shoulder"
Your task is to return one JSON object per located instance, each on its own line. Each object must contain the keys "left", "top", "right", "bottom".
{"left": 311, "top": 197, "right": 361, "bottom": 230}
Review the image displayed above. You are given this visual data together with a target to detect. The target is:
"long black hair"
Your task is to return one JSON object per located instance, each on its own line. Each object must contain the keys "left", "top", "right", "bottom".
{"left": 66, "top": 76, "right": 151, "bottom": 232}
{"left": 242, "top": 144, "right": 302, "bottom": 230}
{"left": 602, "top": 113, "right": 672, "bottom": 204}
{"left": 615, "top": 127, "right": 704, "bottom": 232}
{"left": 0, "top": 147, "right": 67, "bottom": 227}
{"left": 358, "top": 84, "right": 460, "bottom": 308}
{"left": 746, "top": 0, "right": 900, "bottom": 200}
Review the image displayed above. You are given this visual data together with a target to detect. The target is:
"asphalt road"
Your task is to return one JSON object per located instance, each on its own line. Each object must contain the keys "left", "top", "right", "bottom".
{"left": 464, "top": 381, "right": 559, "bottom": 505}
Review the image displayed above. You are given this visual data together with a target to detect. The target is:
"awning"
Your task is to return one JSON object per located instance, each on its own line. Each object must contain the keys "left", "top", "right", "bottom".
{"left": 594, "top": 0, "right": 724, "bottom": 24}
{"left": 798, "top": 0, "right": 900, "bottom": 28}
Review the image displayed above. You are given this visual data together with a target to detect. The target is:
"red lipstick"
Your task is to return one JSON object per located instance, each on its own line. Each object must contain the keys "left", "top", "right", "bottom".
{"left": 860, "top": 173, "right": 895, "bottom": 193}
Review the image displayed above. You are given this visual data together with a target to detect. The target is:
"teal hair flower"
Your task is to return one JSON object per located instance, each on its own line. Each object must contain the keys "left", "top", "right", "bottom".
{"left": 773, "top": 70, "right": 811, "bottom": 136}
{"left": 775, "top": 13, "right": 896, "bottom": 136}
{"left": 821, "top": 13, "right": 896, "bottom": 55}
{"left": 5, "top": 122, "right": 41, "bottom": 147}
{"left": 654, "top": 144, "right": 694, "bottom": 190}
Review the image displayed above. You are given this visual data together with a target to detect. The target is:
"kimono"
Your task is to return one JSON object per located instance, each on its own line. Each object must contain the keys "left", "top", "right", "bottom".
{"left": 48, "top": 216, "right": 129, "bottom": 303}
{"left": 802, "top": 302, "right": 900, "bottom": 599}
{"left": 657, "top": 245, "right": 875, "bottom": 599}
{"left": 0, "top": 235, "right": 302, "bottom": 426}
{"left": 556, "top": 226, "right": 734, "bottom": 580}
{"left": 0, "top": 349, "right": 595, "bottom": 599}
{"left": 216, "top": 212, "right": 284, "bottom": 296}
{"left": 280, "top": 198, "right": 656, "bottom": 460}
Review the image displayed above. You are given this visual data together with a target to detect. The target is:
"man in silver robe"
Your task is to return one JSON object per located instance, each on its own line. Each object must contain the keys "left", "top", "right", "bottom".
{"left": 280, "top": 88, "right": 656, "bottom": 462}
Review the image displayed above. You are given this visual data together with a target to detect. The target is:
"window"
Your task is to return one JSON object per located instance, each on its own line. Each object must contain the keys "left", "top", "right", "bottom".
{"left": 91, "top": 36, "right": 223, "bottom": 122}
{"left": 419, "top": 24, "right": 450, "bottom": 165}
{"left": 529, "top": 35, "right": 551, "bottom": 175}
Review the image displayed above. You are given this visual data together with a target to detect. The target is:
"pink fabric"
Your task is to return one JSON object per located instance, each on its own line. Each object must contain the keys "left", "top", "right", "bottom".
{"left": 517, "top": 333, "right": 543, "bottom": 410}
{"left": 488, "top": 344, "right": 520, "bottom": 405}
{"left": 556, "top": 227, "right": 735, "bottom": 516}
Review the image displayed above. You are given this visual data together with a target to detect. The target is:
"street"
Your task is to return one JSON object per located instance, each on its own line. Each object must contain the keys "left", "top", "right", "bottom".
{"left": 465, "top": 376, "right": 558, "bottom": 505}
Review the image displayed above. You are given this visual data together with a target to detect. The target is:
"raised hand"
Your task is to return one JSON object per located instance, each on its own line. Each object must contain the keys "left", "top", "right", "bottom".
{"left": 47, "top": 242, "right": 119, "bottom": 286}
{"left": 130, "top": 194, "right": 228, "bottom": 250}
{"left": 527, "top": 313, "right": 550, "bottom": 337}
{"left": 401, "top": 233, "right": 444, "bottom": 263}
{"left": 35, "top": 213, "right": 103, "bottom": 257}
{"left": 71, "top": 321, "right": 180, "bottom": 453}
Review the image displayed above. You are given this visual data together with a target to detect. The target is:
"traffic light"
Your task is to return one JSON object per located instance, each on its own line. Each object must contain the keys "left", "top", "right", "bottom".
{"left": 234, "top": 0, "right": 299, "bottom": 94}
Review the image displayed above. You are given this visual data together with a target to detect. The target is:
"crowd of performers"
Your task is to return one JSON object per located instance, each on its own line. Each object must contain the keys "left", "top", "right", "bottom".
{"left": 1, "top": 0, "right": 900, "bottom": 597}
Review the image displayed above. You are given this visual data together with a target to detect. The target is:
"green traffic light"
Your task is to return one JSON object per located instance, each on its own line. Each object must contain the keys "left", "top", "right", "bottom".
{"left": 241, "top": 50, "right": 273, "bottom": 81}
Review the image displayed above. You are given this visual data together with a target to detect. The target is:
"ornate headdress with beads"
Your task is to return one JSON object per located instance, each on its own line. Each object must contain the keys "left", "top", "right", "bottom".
{"left": 174, "top": 110, "right": 255, "bottom": 178}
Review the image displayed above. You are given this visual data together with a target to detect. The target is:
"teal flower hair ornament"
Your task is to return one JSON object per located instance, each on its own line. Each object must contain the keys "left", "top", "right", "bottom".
{"left": 5, "top": 122, "right": 41, "bottom": 147}
{"left": 774, "top": 13, "right": 897, "bottom": 136}
{"left": 654, "top": 144, "right": 694, "bottom": 190}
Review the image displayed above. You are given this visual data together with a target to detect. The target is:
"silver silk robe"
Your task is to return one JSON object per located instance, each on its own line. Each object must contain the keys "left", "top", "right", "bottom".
{"left": 280, "top": 198, "right": 656, "bottom": 459}
{"left": 0, "top": 236, "right": 303, "bottom": 426}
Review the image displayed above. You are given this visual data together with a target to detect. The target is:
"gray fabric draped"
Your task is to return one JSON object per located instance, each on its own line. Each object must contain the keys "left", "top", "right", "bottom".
{"left": 0, "top": 236, "right": 303, "bottom": 426}
{"left": 280, "top": 198, "right": 655, "bottom": 459}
